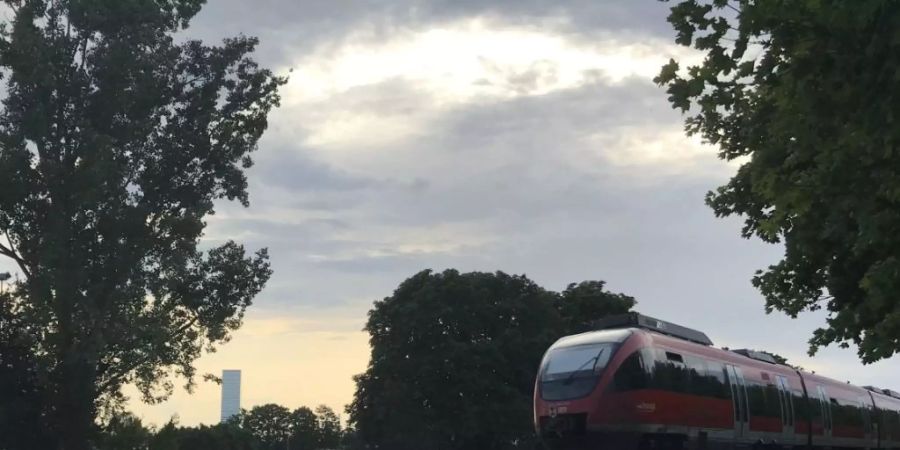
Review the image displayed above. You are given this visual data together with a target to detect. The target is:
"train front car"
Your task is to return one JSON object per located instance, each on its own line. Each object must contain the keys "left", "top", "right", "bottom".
{"left": 534, "top": 327, "right": 642, "bottom": 449}
{"left": 534, "top": 313, "right": 715, "bottom": 450}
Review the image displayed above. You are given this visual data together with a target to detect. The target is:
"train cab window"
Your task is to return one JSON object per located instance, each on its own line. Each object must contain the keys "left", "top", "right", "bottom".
{"left": 666, "top": 352, "right": 684, "bottom": 363}
{"left": 540, "top": 343, "right": 616, "bottom": 401}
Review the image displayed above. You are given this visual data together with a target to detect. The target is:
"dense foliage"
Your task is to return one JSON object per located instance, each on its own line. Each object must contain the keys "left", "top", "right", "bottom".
{"left": 657, "top": 0, "right": 900, "bottom": 362}
{"left": 95, "top": 405, "right": 346, "bottom": 450}
{"left": 0, "top": 0, "right": 283, "bottom": 448}
{"left": 150, "top": 421, "right": 258, "bottom": 450}
{"left": 0, "top": 294, "right": 53, "bottom": 450}
{"left": 239, "top": 403, "right": 343, "bottom": 450}
{"left": 348, "top": 269, "right": 636, "bottom": 450}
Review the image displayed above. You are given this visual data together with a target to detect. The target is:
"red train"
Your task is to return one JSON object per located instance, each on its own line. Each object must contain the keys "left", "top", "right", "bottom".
{"left": 534, "top": 313, "right": 900, "bottom": 450}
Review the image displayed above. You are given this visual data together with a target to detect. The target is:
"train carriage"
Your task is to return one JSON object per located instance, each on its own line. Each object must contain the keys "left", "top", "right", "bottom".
{"left": 534, "top": 313, "right": 900, "bottom": 450}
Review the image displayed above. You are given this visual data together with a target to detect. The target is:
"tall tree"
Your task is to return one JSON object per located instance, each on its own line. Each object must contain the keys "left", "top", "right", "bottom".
{"left": 0, "top": 0, "right": 283, "bottom": 448}
{"left": 347, "top": 269, "right": 636, "bottom": 450}
{"left": 656, "top": 0, "right": 900, "bottom": 362}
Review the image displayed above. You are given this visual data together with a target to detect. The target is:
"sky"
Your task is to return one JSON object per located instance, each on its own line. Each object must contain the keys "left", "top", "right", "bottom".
{"left": 3, "top": 0, "right": 898, "bottom": 427}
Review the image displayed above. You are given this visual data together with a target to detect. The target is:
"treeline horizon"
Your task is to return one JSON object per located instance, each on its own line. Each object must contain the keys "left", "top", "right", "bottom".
{"left": 99, "top": 403, "right": 347, "bottom": 450}
{"left": 103, "top": 268, "right": 639, "bottom": 450}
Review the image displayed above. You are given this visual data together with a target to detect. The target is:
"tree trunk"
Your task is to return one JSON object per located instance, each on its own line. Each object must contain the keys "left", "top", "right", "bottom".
{"left": 53, "top": 353, "right": 98, "bottom": 450}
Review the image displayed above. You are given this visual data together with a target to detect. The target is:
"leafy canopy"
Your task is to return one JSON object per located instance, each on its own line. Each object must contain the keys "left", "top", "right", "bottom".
{"left": 657, "top": 0, "right": 900, "bottom": 363}
{"left": 348, "top": 269, "right": 636, "bottom": 450}
{"left": 239, "top": 403, "right": 345, "bottom": 450}
{"left": 0, "top": 0, "right": 283, "bottom": 447}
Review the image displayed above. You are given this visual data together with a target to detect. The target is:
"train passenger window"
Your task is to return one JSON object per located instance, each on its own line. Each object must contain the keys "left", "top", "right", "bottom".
{"left": 726, "top": 366, "right": 749, "bottom": 423}
{"left": 613, "top": 350, "right": 649, "bottom": 391}
{"left": 859, "top": 400, "right": 871, "bottom": 434}
{"left": 817, "top": 386, "right": 833, "bottom": 431}
{"left": 781, "top": 380, "right": 795, "bottom": 426}
{"left": 705, "top": 361, "right": 730, "bottom": 399}
{"left": 764, "top": 383, "right": 782, "bottom": 418}
{"left": 791, "top": 390, "right": 806, "bottom": 427}
{"left": 746, "top": 381, "right": 780, "bottom": 419}
{"left": 683, "top": 356, "right": 704, "bottom": 394}
{"left": 650, "top": 349, "right": 690, "bottom": 393}
{"left": 809, "top": 389, "right": 825, "bottom": 429}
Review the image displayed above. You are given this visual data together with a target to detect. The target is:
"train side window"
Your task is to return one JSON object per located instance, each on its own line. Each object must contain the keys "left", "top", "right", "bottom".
{"left": 683, "top": 355, "right": 710, "bottom": 397}
{"left": 782, "top": 381, "right": 795, "bottom": 426}
{"left": 792, "top": 390, "right": 805, "bottom": 420}
{"left": 859, "top": 400, "right": 871, "bottom": 434}
{"left": 613, "top": 350, "right": 649, "bottom": 391}
{"left": 817, "top": 387, "right": 833, "bottom": 430}
{"left": 651, "top": 349, "right": 689, "bottom": 393}
{"left": 705, "top": 360, "right": 730, "bottom": 399}
{"left": 746, "top": 381, "right": 777, "bottom": 419}
{"left": 763, "top": 382, "right": 782, "bottom": 418}
{"left": 809, "top": 387, "right": 825, "bottom": 429}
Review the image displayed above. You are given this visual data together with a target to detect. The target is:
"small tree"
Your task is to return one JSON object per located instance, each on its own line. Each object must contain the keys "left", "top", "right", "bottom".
{"left": 150, "top": 421, "right": 256, "bottom": 450}
{"left": 97, "top": 412, "right": 152, "bottom": 450}
{"left": 0, "top": 1, "right": 283, "bottom": 448}
{"left": 242, "top": 404, "right": 294, "bottom": 450}
{"left": 315, "top": 405, "right": 342, "bottom": 449}
{"left": 290, "top": 406, "right": 319, "bottom": 450}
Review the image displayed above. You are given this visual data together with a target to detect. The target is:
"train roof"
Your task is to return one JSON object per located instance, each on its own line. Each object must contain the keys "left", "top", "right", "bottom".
{"left": 590, "top": 312, "right": 713, "bottom": 346}
{"left": 864, "top": 386, "right": 900, "bottom": 400}
{"left": 549, "top": 328, "right": 633, "bottom": 350}
{"left": 585, "top": 312, "right": 900, "bottom": 398}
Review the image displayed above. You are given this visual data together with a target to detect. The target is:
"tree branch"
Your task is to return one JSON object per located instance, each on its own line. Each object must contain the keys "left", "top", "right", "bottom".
{"left": 0, "top": 235, "right": 31, "bottom": 280}
{"left": 96, "top": 314, "right": 201, "bottom": 393}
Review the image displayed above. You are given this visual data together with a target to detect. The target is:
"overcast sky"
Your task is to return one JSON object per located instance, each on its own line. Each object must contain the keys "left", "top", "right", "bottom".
{"left": 63, "top": 0, "right": 900, "bottom": 425}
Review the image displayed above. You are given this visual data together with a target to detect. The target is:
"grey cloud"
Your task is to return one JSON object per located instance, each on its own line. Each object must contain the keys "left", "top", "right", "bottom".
{"left": 186, "top": 0, "right": 677, "bottom": 67}
{"left": 181, "top": 1, "right": 900, "bottom": 382}
{"left": 255, "top": 148, "right": 378, "bottom": 192}
{"left": 218, "top": 75, "right": 727, "bottom": 311}
{"left": 403, "top": 0, "right": 675, "bottom": 40}
{"left": 334, "top": 78, "right": 701, "bottom": 227}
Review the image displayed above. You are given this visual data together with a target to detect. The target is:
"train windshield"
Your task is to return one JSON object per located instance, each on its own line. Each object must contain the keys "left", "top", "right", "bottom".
{"left": 540, "top": 343, "right": 615, "bottom": 400}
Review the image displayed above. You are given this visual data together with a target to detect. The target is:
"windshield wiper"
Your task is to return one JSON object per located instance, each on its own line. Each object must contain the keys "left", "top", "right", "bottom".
{"left": 562, "top": 348, "right": 605, "bottom": 385}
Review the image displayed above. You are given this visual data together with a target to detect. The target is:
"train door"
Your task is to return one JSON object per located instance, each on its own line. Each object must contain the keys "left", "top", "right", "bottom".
{"left": 726, "top": 365, "right": 749, "bottom": 444}
{"left": 775, "top": 376, "right": 796, "bottom": 446}
{"left": 858, "top": 396, "right": 876, "bottom": 449}
{"left": 816, "top": 386, "right": 833, "bottom": 441}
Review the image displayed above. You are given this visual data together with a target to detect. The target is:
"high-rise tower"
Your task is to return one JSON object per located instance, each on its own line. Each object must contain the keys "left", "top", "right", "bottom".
{"left": 220, "top": 369, "right": 241, "bottom": 423}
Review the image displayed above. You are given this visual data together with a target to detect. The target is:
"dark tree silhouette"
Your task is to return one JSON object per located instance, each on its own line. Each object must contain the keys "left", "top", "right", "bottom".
{"left": 0, "top": 1, "right": 283, "bottom": 448}
{"left": 348, "top": 269, "right": 636, "bottom": 450}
